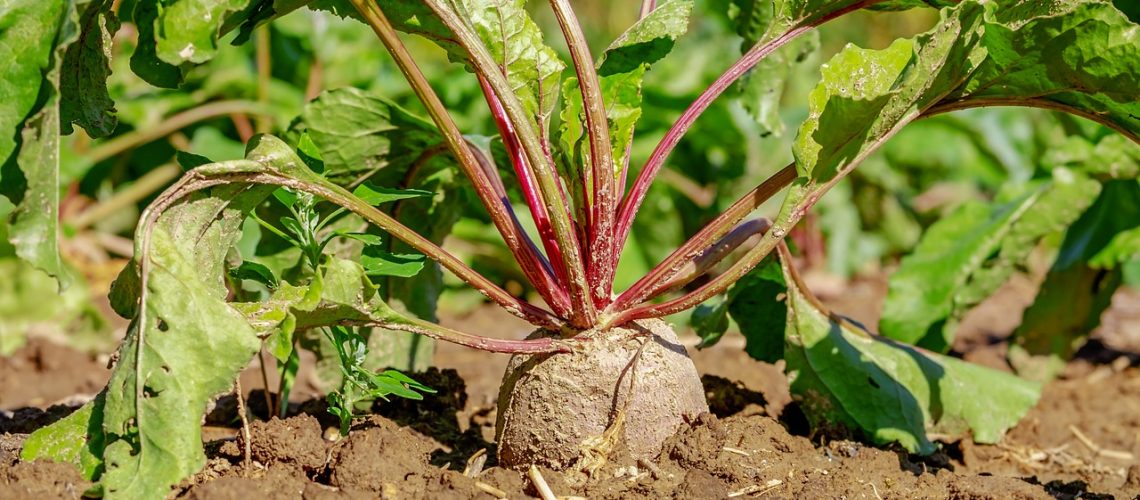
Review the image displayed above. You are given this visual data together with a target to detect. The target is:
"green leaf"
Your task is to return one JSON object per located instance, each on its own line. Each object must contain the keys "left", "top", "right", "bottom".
{"left": 286, "top": 87, "right": 446, "bottom": 186}
{"left": 736, "top": 30, "right": 819, "bottom": 137}
{"left": 722, "top": 0, "right": 869, "bottom": 45}
{"left": 159, "top": 0, "right": 250, "bottom": 64}
{"left": 778, "top": 255, "right": 1041, "bottom": 454}
{"left": 1, "top": 0, "right": 88, "bottom": 283}
{"left": 881, "top": 169, "right": 1101, "bottom": 352}
{"left": 1044, "top": 133, "right": 1140, "bottom": 180}
{"left": 691, "top": 299, "right": 730, "bottom": 349}
{"left": 778, "top": 1, "right": 1139, "bottom": 293}
{"left": 713, "top": 0, "right": 821, "bottom": 136}
{"left": 176, "top": 151, "right": 215, "bottom": 170}
{"left": 381, "top": 369, "right": 436, "bottom": 394}
{"left": 227, "top": 0, "right": 312, "bottom": 42}
{"left": 463, "top": 0, "right": 565, "bottom": 133}
{"left": 1008, "top": 264, "right": 1121, "bottom": 382}
{"left": 272, "top": 187, "right": 299, "bottom": 208}
{"left": 560, "top": 0, "right": 693, "bottom": 175}
{"left": 952, "top": 1, "right": 1140, "bottom": 142}
{"left": 794, "top": 31, "right": 943, "bottom": 184}
{"left": 96, "top": 140, "right": 282, "bottom": 498}
{"left": 316, "top": 0, "right": 565, "bottom": 138}
{"left": 296, "top": 132, "right": 325, "bottom": 172}
{"left": 360, "top": 248, "right": 426, "bottom": 278}
{"left": 868, "top": 0, "right": 957, "bottom": 10}
{"left": 1009, "top": 180, "right": 1140, "bottom": 381}
{"left": 234, "top": 256, "right": 402, "bottom": 333}
{"left": 725, "top": 255, "right": 788, "bottom": 363}
{"left": 334, "top": 231, "right": 384, "bottom": 246}
{"left": 0, "top": 0, "right": 66, "bottom": 169}
{"left": 287, "top": 87, "right": 466, "bottom": 371}
{"left": 1089, "top": 227, "right": 1140, "bottom": 268}
{"left": 128, "top": 1, "right": 182, "bottom": 88}
{"left": 229, "top": 260, "right": 279, "bottom": 288}
{"left": 129, "top": 0, "right": 258, "bottom": 87}
{"left": 21, "top": 393, "right": 106, "bottom": 481}
{"left": 352, "top": 183, "right": 432, "bottom": 206}
{"left": 597, "top": 0, "right": 694, "bottom": 76}
{"left": 310, "top": 0, "right": 461, "bottom": 59}
{"left": 794, "top": 0, "right": 1140, "bottom": 187}
{"left": 59, "top": 0, "right": 118, "bottom": 137}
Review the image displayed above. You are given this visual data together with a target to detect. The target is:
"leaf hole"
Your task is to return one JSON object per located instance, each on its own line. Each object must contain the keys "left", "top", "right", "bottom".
{"left": 157, "top": 319, "right": 169, "bottom": 332}
{"left": 867, "top": 377, "right": 880, "bottom": 389}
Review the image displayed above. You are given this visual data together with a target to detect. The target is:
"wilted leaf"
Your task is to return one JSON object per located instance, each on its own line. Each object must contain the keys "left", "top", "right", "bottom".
{"left": 59, "top": 0, "right": 118, "bottom": 137}
{"left": 94, "top": 142, "right": 280, "bottom": 498}
{"left": 100, "top": 227, "right": 264, "bottom": 499}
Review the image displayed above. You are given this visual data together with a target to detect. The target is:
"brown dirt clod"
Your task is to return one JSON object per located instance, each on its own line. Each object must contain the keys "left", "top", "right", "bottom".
{"left": 246, "top": 414, "right": 329, "bottom": 472}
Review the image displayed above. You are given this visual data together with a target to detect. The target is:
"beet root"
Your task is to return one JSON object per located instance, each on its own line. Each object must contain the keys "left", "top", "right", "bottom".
{"left": 495, "top": 319, "right": 709, "bottom": 470}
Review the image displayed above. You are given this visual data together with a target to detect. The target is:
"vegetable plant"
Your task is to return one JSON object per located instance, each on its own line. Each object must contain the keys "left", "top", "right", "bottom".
{"left": 4, "top": 0, "right": 1140, "bottom": 497}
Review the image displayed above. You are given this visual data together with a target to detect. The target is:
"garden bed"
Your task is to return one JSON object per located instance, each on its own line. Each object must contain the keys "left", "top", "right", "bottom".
{"left": 3, "top": 282, "right": 1138, "bottom": 499}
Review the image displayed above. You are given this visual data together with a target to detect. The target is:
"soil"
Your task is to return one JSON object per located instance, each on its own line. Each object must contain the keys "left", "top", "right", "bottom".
{"left": 2, "top": 276, "right": 1139, "bottom": 499}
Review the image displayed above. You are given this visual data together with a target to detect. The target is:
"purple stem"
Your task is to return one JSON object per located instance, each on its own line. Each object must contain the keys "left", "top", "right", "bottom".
{"left": 479, "top": 75, "right": 572, "bottom": 296}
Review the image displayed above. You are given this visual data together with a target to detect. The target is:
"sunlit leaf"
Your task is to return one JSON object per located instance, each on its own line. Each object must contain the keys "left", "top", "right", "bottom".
{"left": 561, "top": 0, "right": 693, "bottom": 172}
{"left": 286, "top": 87, "right": 446, "bottom": 186}
{"left": 776, "top": 253, "right": 1040, "bottom": 454}
{"left": 21, "top": 393, "right": 106, "bottom": 481}
{"left": 360, "top": 248, "right": 426, "bottom": 278}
